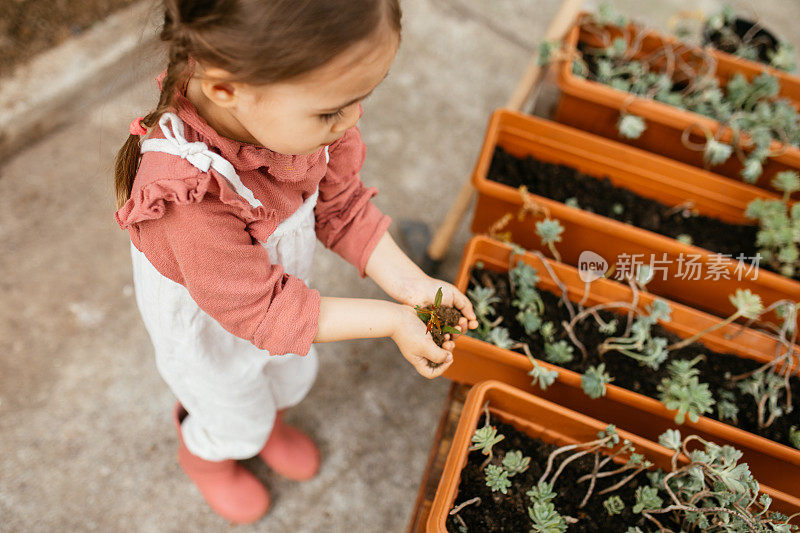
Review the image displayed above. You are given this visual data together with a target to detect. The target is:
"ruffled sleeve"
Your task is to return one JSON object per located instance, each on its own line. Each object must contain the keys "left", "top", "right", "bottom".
{"left": 117, "top": 149, "right": 319, "bottom": 356}
{"left": 115, "top": 149, "right": 278, "bottom": 237}
{"left": 315, "top": 126, "right": 392, "bottom": 276}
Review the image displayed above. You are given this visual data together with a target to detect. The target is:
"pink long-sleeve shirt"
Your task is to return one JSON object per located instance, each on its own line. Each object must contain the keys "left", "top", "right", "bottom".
{"left": 115, "top": 86, "right": 391, "bottom": 356}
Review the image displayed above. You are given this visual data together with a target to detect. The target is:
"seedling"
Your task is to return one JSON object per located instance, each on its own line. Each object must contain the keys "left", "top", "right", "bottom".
{"left": 535, "top": 218, "right": 564, "bottom": 262}
{"left": 415, "top": 287, "right": 460, "bottom": 337}
{"left": 540, "top": 9, "right": 800, "bottom": 182}
{"left": 528, "top": 360, "right": 559, "bottom": 391}
{"left": 502, "top": 450, "right": 531, "bottom": 477}
{"left": 617, "top": 113, "right": 647, "bottom": 139}
{"left": 458, "top": 410, "right": 798, "bottom": 531}
{"left": 602, "top": 495, "right": 625, "bottom": 516}
{"left": 667, "top": 289, "right": 763, "bottom": 350}
{"left": 581, "top": 363, "right": 613, "bottom": 399}
{"left": 717, "top": 389, "right": 740, "bottom": 423}
{"left": 745, "top": 171, "right": 800, "bottom": 277}
{"left": 738, "top": 370, "right": 787, "bottom": 428}
{"left": 414, "top": 287, "right": 463, "bottom": 351}
{"left": 657, "top": 356, "right": 715, "bottom": 423}
{"left": 528, "top": 501, "right": 569, "bottom": 533}
{"left": 469, "top": 410, "right": 504, "bottom": 469}
{"left": 468, "top": 249, "right": 800, "bottom": 448}
{"left": 484, "top": 464, "right": 511, "bottom": 494}
{"left": 790, "top": 426, "right": 800, "bottom": 450}
{"left": 544, "top": 340, "right": 574, "bottom": 364}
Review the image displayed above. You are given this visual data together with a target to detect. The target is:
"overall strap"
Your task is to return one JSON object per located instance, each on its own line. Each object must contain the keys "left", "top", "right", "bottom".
{"left": 141, "top": 113, "right": 263, "bottom": 210}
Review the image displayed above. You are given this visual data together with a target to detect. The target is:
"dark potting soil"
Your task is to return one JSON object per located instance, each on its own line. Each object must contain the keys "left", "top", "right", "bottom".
{"left": 430, "top": 306, "right": 464, "bottom": 347}
{"left": 486, "top": 147, "right": 789, "bottom": 279}
{"left": 468, "top": 268, "right": 800, "bottom": 449}
{"left": 445, "top": 417, "right": 670, "bottom": 532}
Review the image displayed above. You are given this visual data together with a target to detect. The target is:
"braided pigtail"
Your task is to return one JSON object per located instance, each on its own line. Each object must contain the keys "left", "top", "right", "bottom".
{"left": 113, "top": 9, "right": 190, "bottom": 209}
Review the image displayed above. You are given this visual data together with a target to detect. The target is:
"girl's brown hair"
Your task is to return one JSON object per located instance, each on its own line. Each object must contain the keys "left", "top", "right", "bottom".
{"left": 115, "top": 0, "right": 402, "bottom": 209}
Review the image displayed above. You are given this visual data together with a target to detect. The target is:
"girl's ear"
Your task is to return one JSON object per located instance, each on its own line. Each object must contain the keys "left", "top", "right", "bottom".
{"left": 199, "top": 66, "right": 240, "bottom": 109}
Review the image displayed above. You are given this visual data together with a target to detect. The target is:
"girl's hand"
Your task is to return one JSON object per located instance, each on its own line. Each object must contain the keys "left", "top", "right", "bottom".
{"left": 364, "top": 233, "right": 478, "bottom": 332}
{"left": 391, "top": 305, "right": 455, "bottom": 379}
{"left": 396, "top": 276, "right": 479, "bottom": 333}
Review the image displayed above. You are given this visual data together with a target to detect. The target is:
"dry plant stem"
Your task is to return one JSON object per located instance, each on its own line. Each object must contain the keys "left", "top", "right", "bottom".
{"left": 576, "top": 445, "right": 635, "bottom": 508}
{"left": 518, "top": 186, "right": 551, "bottom": 220}
{"left": 549, "top": 448, "right": 600, "bottom": 487}
{"left": 681, "top": 122, "right": 715, "bottom": 152}
{"left": 513, "top": 342, "right": 535, "bottom": 362}
{"left": 663, "top": 200, "right": 697, "bottom": 217}
{"left": 667, "top": 310, "right": 744, "bottom": 351}
{"left": 538, "top": 437, "right": 611, "bottom": 484}
{"left": 449, "top": 497, "right": 481, "bottom": 515}
{"left": 563, "top": 301, "right": 640, "bottom": 361}
{"left": 546, "top": 242, "right": 562, "bottom": 263}
{"left": 578, "top": 279, "right": 591, "bottom": 309}
{"left": 561, "top": 319, "right": 589, "bottom": 361}
{"left": 730, "top": 301, "right": 799, "bottom": 399}
{"left": 624, "top": 275, "right": 640, "bottom": 337}
{"left": 578, "top": 453, "right": 601, "bottom": 509}
{"left": 581, "top": 21, "right": 613, "bottom": 48}
{"left": 530, "top": 251, "right": 576, "bottom": 321}
{"left": 576, "top": 444, "right": 630, "bottom": 483}
{"left": 596, "top": 465, "right": 648, "bottom": 496}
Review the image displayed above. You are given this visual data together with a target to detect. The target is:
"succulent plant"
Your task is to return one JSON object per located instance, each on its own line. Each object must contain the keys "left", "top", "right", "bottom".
{"left": 581, "top": 363, "right": 613, "bottom": 399}
{"left": 470, "top": 425, "right": 504, "bottom": 456}
{"left": 544, "top": 340, "right": 574, "bottom": 364}
{"left": 617, "top": 113, "right": 647, "bottom": 139}
{"left": 745, "top": 171, "right": 800, "bottom": 277}
{"left": 603, "top": 495, "right": 625, "bottom": 516}
{"left": 529, "top": 361, "right": 559, "bottom": 391}
{"left": 632, "top": 486, "right": 662, "bottom": 514}
{"left": 657, "top": 356, "right": 715, "bottom": 424}
{"left": 484, "top": 464, "right": 512, "bottom": 494}
{"left": 502, "top": 450, "right": 531, "bottom": 477}
{"left": 535, "top": 218, "right": 565, "bottom": 262}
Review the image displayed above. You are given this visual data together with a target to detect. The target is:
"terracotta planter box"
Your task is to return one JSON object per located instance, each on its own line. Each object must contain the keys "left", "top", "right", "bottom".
{"left": 446, "top": 235, "right": 800, "bottom": 498}
{"left": 555, "top": 13, "right": 800, "bottom": 193}
{"left": 470, "top": 109, "right": 800, "bottom": 322}
{"left": 427, "top": 380, "right": 800, "bottom": 531}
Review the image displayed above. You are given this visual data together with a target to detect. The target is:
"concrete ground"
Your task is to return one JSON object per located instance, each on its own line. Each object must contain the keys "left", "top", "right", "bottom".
{"left": 3, "top": 1, "right": 800, "bottom": 532}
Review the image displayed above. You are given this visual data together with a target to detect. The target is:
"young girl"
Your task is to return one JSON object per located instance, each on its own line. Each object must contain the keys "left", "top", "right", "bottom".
{"left": 114, "top": 0, "right": 477, "bottom": 524}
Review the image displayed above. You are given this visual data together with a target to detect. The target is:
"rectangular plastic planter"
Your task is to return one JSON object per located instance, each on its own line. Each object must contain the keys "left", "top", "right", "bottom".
{"left": 554, "top": 14, "right": 800, "bottom": 194}
{"left": 446, "top": 235, "right": 800, "bottom": 499}
{"left": 470, "top": 109, "right": 800, "bottom": 322}
{"left": 427, "top": 380, "right": 800, "bottom": 531}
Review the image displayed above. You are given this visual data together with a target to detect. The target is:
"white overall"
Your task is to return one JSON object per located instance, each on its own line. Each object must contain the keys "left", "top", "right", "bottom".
{"left": 130, "top": 113, "right": 324, "bottom": 461}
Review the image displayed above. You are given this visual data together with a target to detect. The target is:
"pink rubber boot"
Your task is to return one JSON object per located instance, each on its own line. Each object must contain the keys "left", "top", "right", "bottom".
{"left": 258, "top": 411, "right": 320, "bottom": 481}
{"left": 173, "top": 404, "right": 270, "bottom": 524}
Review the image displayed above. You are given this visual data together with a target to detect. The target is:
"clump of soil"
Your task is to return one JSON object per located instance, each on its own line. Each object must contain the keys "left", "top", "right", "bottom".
{"left": 445, "top": 417, "right": 665, "bottom": 532}
{"left": 429, "top": 306, "right": 463, "bottom": 347}
{"left": 468, "top": 268, "right": 800, "bottom": 449}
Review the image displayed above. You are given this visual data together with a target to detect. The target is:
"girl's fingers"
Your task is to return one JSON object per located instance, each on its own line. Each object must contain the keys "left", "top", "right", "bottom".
{"left": 425, "top": 342, "right": 453, "bottom": 365}
{"left": 468, "top": 319, "right": 479, "bottom": 330}
{"left": 451, "top": 288, "right": 477, "bottom": 321}
{"left": 416, "top": 357, "right": 452, "bottom": 379}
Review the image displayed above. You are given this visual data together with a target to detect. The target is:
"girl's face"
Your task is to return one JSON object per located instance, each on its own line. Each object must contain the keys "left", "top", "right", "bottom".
{"left": 194, "top": 25, "right": 400, "bottom": 156}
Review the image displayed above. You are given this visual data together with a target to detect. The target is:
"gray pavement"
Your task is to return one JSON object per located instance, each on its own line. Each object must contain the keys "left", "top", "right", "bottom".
{"left": 3, "top": 1, "right": 800, "bottom": 532}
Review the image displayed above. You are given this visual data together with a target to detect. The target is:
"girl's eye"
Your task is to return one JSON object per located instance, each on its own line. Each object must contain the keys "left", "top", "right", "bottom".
{"left": 319, "top": 109, "right": 345, "bottom": 122}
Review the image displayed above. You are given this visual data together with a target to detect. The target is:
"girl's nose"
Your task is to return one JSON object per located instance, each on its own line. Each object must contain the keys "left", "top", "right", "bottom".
{"left": 331, "top": 104, "right": 360, "bottom": 133}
